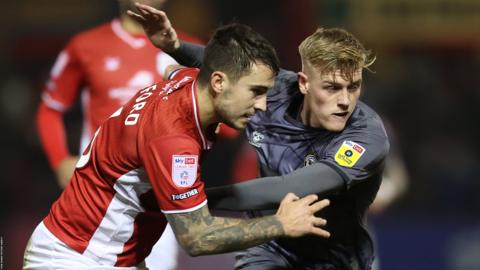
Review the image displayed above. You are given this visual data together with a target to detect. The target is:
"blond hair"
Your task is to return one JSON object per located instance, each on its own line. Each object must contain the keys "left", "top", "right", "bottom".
{"left": 298, "top": 27, "right": 375, "bottom": 80}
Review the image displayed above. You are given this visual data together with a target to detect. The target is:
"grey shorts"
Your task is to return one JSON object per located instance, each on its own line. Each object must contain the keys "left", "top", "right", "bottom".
{"left": 234, "top": 242, "right": 343, "bottom": 270}
{"left": 235, "top": 242, "right": 362, "bottom": 270}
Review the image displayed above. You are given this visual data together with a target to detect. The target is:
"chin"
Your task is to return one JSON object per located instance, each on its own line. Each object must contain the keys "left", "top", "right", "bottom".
{"left": 325, "top": 123, "right": 347, "bottom": 132}
{"left": 235, "top": 122, "right": 247, "bottom": 130}
{"left": 223, "top": 120, "right": 245, "bottom": 130}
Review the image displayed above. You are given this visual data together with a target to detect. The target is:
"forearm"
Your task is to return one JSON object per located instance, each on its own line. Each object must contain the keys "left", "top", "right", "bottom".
{"left": 36, "top": 102, "right": 69, "bottom": 169}
{"left": 206, "top": 162, "right": 347, "bottom": 211}
{"left": 168, "top": 41, "right": 204, "bottom": 68}
{"left": 166, "top": 206, "right": 283, "bottom": 256}
{"left": 185, "top": 216, "right": 283, "bottom": 256}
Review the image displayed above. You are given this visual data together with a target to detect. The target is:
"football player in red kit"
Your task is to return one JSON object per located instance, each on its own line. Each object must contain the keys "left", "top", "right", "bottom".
{"left": 24, "top": 23, "right": 330, "bottom": 269}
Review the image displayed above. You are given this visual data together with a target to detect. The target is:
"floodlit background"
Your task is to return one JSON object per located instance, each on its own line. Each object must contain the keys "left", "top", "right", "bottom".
{"left": 1, "top": 0, "right": 480, "bottom": 269}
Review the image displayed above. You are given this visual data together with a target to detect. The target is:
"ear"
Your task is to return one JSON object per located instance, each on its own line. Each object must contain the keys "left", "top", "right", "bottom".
{"left": 297, "top": 71, "right": 309, "bottom": 95}
{"left": 210, "top": 71, "right": 228, "bottom": 95}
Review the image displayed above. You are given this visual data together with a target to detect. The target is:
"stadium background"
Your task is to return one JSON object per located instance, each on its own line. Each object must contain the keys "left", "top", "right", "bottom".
{"left": 1, "top": 0, "right": 479, "bottom": 269}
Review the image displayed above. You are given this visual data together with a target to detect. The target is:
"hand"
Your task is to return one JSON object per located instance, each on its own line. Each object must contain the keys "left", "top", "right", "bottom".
{"left": 55, "top": 156, "right": 78, "bottom": 188}
{"left": 275, "top": 193, "right": 330, "bottom": 238}
{"left": 127, "top": 2, "right": 180, "bottom": 52}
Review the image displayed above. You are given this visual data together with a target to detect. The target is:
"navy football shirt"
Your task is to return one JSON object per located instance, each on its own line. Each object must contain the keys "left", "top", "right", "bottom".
{"left": 245, "top": 69, "right": 389, "bottom": 268}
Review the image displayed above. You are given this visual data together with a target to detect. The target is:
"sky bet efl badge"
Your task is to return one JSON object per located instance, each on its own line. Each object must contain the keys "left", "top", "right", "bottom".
{"left": 172, "top": 155, "right": 198, "bottom": 187}
{"left": 334, "top": 141, "right": 365, "bottom": 168}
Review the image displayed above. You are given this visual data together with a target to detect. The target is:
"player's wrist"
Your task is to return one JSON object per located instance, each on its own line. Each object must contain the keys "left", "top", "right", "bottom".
{"left": 172, "top": 40, "right": 181, "bottom": 52}
{"left": 162, "top": 40, "right": 180, "bottom": 53}
{"left": 273, "top": 214, "right": 291, "bottom": 237}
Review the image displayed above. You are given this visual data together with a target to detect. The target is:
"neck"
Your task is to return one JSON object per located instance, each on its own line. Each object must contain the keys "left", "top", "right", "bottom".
{"left": 296, "top": 101, "right": 304, "bottom": 122}
{"left": 195, "top": 83, "right": 218, "bottom": 132}
{"left": 119, "top": 15, "right": 145, "bottom": 34}
{"left": 299, "top": 100, "right": 310, "bottom": 126}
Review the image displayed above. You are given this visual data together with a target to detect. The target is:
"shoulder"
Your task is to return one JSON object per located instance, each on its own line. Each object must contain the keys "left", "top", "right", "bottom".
{"left": 169, "top": 67, "right": 200, "bottom": 81}
{"left": 68, "top": 21, "right": 113, "bottom": 49}
{"left": 139, "top": 134, "right": 203, "bottom": 183}
{"left": 147, "top": 135, "right": 201, "bottom": 153}
{"left": 273, "top": 69, "right": 298, "bottom": 91}
{"left": 347, "top": 101, "right": 388, "bottom": 140}
{"left": 136, "top": 78, "right": 198, "bottom": 142}
{"left": 324, "top": 102, "right": 390, "bottom": 170}
{"left": 140, "top": 134, "right": 202, "bottom": 168}
{"left": 267, "top": 69, "right": 299, "bottom": 100}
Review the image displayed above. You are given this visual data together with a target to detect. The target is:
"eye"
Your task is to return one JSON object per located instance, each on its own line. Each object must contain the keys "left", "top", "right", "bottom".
{"left": 251, "top": 86, "right": 268, "bottom": 96}
{"left": 348, "top": 84, "right": 361, "bottom": 92}
{"left": 323, "top": 84, "right": 340, "bottom": 91}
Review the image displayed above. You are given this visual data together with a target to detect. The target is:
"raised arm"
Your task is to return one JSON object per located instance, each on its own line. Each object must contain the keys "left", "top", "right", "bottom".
{"left": 128, "top": 3, "right": 204, "bottom": 68}
{"left": 206, "top": 162, "right": 346, "bottom": 211}
{"left": 127, "top": 3, "right": 179, "bottom": 53}
{"left": 166, "top": 193, "right": 330, "bottom": 256}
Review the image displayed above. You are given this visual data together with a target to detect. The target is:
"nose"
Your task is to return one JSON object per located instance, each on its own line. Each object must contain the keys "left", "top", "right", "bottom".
{"left": 337, "top": 89, "right": 350, "bottom": 109}
{"left": 254, "top": 94, "right": 267, "bottom": 112}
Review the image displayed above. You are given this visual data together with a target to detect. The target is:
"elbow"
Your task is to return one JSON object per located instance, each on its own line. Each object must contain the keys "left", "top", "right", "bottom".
{"left": 180, "top": 243, "right": 208, "bottom": 257}
{"left": 176, "top": 233, "right": 208, "bottom": 257}
{"left": 184, "top": 246, "right": 203, "bottom": 257}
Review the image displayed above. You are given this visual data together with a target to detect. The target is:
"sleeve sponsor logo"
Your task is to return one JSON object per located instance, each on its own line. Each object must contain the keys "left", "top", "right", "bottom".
{"left": 185, "top": 157, "right": 196, "bottom": 164}
{"left": 172, "top": 155, "right": 198, "bottom": 187}
{"left": 171, "top": 188, "right": 199, "bottom": 201}
{"left": 334, "top": 141, "right": 366, "bottom": 168}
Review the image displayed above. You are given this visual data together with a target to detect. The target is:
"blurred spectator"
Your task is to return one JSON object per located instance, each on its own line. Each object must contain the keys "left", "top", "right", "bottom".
{"left": 369, "top": 122, "right": 409, "bottom": 215}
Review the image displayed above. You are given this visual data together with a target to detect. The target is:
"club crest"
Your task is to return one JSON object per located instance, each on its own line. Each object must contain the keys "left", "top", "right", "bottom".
{"left": 304, "top": 153, "right": 318, "bottom": 167}
{"left": 249, "top": 131, "right": 265, "bottom": 147}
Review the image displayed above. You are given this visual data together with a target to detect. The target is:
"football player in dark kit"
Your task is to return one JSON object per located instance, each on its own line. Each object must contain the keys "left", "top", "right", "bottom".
{"left": 129, "top": 4, "right": 389, "bottom": 270}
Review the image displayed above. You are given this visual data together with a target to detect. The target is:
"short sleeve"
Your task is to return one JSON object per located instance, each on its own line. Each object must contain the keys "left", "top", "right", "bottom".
{"left": 167, "top": 67, "right": 199, "bottom": 81}
{"left": 41, "top": 39, "right": 85, "bottom": 112}
{"left": 322, "top": 126, "right": 390, "bottom": 188}
{"left": 141, "top": 135, "right": 207, "bottom": 213}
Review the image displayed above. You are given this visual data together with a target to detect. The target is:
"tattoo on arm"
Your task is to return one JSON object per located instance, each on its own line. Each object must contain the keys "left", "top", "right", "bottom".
{"left": 166, "top": 205, "right": 284, "bottom": 256}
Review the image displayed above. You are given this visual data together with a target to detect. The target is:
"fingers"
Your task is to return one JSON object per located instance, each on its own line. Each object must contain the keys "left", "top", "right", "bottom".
{"left": 313, "top": 217, "right": 327, "bottom": 227}
{"left": 133, "top": 2, "right": 173, "bottom": 37}
{"left": 135, "top": 3, "right": 169, "bottom": 23}
{"left": 309, "top": 199, "right": 330, "bottom": 213}
{"left": 135, "top": 4, "right": 149, "bottom": 17}
{"left": 311, "top": 227, "right": 331, "bottom": 238}
{"left": 311, "top": 216, "right": 327, "bottom": 232}
{"left": 127, "top": 10, "right": 146, "bottom": 23}
{"left": 281, "top": 192, "right": 300, "bottom": 203}
{"left": 296, "top": 194, "right": 319, "bottom": 205}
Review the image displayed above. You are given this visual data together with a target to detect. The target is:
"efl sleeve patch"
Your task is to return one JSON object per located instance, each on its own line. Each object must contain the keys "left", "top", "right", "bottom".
{"left": 334, "top": 141, "right": 366, "bottom": 168}
{"left": 171, "top": 155, "right": 198, "bottom": 187}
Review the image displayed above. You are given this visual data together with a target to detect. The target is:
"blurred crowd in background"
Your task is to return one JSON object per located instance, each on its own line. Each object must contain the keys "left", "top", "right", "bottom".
{"left": 1, "top": 0, "right": 480, "bottom": 269}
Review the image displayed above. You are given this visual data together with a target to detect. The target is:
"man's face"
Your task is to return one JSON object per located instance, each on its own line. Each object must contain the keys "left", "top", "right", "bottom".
{"left": 298, "top": 67, "right": 362, "bottom": 131}
{"left": 215, "top": 63, "right": 275, "bottom": 129}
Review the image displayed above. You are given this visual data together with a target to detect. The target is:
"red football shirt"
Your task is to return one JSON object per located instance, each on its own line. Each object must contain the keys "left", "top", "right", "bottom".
{"left": 43, "top": 68, "right": 209, "bottom": 267}
{"left": 39, "top": 19, "right": 202, "bottom": 166}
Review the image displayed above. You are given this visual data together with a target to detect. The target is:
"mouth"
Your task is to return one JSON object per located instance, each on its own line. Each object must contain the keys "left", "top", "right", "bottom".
{"left": 332, "top": 111, "right": 349, "bottom": 119}
{"left": 243, "top": 113, "right": 254, "bottom": 121}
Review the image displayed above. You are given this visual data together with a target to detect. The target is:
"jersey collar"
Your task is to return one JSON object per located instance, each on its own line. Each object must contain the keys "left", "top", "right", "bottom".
{"left": 190, "top": 79, "right": 212, "bottom": 150}
{"left": 111, "top": 19, "right": 146, "bottom": 49}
